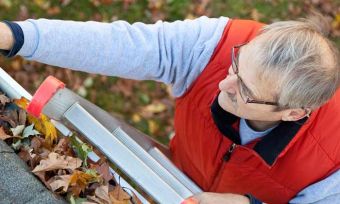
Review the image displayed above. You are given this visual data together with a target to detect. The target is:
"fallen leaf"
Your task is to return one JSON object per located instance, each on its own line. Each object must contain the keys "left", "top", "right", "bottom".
{"left": 0, "top": 94, "right": 10, "bottom": 105}
{"left": 61, "top": 0, "right": 72, "bottom": 6}
{"left": 332, "top": 13, "right": 340, "bottom": 30}
{"left": 70, "top": 135, "right": 92, "bottom": 167}
{"left": 11, "top": 139, "right": 22, "bottom": 150}
{"left": 18, "top": 148, "right": 32, "bottom": 163}
{"left": 87, "top": 195, "right": 106, "bottom": 204}
{"left": 251, "top": 8, "right": 263, "bottom": 21}
{"left": 28, "top": 114, "right": 57, "bottom": 144}
{"left": 131, "top": 114, "right": 141, "bottom": 123}
{"left": 47, "top": 6, "right": 61, "bottom": 15}
{"left": 41, "top": 115, "right": 58, "bottom": 144}
{"left": 18, "top": 147, "right": 40, "bottom": 169}
{"left": 109, "top": 186, "right": 131, "bottom": 203}
{"left": 53, "top": 137, "right": 72, "bottom": 155}
{"left": 14, "top": 97, "right": 29, "bottom": 110}
{"left": 0, "top": 110, "right": 18, "bottom": 127}
{"left": 70, "top": 195, "right": 88, "bottom": 204}
{"left": 22, "top": 124, "right": 40, "bottom": 138}
{"left": 10, "top": 125, "right": 25, "bottom": 136}
{"left": 34, "top": 0, "right": 50, "bottom": 9}
{"left": 30, "top": 136, "right": 42, "bottom": 152}
{"left": 95, "top": 185, "right": 111, "bottom": 204}
{"left": 10, "top": 59, "right": 21, "bottom": 71}
{"left": 130, "top": 191, "right": 143, "bottom": 204}
{"left": 18, "top": 109, "right": 26, "bottom": 125}
{"left": 148, "top": 120, "right": 159, "bottom": 135}
{"left": 48, "top": 174, "right": 72, "bottom": 192}
{"left": 18, "top": 5, "right": 29, "bottom": 20}
{"left": 0, "top": 126, "right": 13, "bottom": 140}
{"left": 69, "top": 170, "right": 100, "bottom": 196}
{"left": 34, "top": 171, "right": 51, "bottom": 189}
{"left": 95, "top": 162, "right": 113, "bottom": 183}
{"left": 143, "top": 102, "right": 167, "bottom": 114}
{"left": 32, "top": 152, "right": 82, "bottom": 173}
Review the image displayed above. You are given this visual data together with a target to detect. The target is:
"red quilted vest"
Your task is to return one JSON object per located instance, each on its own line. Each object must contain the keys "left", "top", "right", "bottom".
{"left": 170, "top": 19, "right": 340, "bottom": 203}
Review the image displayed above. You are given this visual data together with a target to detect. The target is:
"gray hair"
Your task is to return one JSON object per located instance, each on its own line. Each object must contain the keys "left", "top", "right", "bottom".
{"left": 251, "top": 15, "right": 340, "bottom": 110}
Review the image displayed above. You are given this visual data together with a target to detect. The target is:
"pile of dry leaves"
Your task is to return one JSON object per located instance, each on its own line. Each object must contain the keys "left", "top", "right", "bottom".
{"left": 0, "top": 94, "right": 141, "bottom": 204}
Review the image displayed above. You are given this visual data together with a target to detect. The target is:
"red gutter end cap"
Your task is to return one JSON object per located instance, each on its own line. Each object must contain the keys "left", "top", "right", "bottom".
{"left": 27, "top": 76, "right": 65, "bottom": 118}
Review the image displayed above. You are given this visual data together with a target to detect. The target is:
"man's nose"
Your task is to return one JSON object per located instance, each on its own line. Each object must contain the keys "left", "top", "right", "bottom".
{"left": 219, "top": 73, "right": 237, "bottom": 95}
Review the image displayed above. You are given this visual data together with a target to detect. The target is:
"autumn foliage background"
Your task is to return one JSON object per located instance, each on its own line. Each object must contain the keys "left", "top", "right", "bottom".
{"left": 0, "top": 0, "right": 339, "bottom": 145}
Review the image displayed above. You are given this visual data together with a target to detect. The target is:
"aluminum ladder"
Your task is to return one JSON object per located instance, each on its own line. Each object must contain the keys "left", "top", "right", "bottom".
{"left": 0, "top": 68, "right": 202, "bottom": 204}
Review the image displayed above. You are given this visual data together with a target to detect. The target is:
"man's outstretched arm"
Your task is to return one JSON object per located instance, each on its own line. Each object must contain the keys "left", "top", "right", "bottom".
{"left": 0, "top": 17, "right": 228, "bottom": 97}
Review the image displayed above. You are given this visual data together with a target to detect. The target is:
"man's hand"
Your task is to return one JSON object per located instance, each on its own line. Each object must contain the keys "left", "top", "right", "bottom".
{"left": 182, "top": 192, "right": 250, "bottom": 204}
{"left": 0, "top": 22, "right": 14, "bottom": 50}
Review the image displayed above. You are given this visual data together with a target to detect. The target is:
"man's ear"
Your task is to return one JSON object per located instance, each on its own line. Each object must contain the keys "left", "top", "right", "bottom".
{"left": 281, "top": 108, "right": 307, "bottom": 121}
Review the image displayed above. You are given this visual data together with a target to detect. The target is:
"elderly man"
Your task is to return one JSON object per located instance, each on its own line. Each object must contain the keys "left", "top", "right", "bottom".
{"left": 0, "top": 14, "right": 339, "bottom": 203}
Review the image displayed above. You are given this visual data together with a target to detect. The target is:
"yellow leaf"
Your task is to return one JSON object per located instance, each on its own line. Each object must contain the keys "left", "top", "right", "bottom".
{"left": 336, "top": 13, "right": 340, "bottom": 23}
{"left": 28, "top": 115, "right": 43, "bottom": 132}
{"left": 144, "top": 102, "right": 167, "bottom": 114}
{"left": 69, "top": 170, "right": 99, "bottom": 194}
{"left": 332, "top": 13, "right": 340, "bottom": 29}
{"left": 148, "top": 120, "right": 158, "bottom": 135}
{"left": 41, "top": 115, "right": 58, "bottom": 144}
{"left": 131, "top": 114, "right": 141, "bottom": 123}
{"left": 14, "top": 97, "right": 57, "bottom": 144}
{"left": 28, "top": 114, "right": 58, "bottom": 144}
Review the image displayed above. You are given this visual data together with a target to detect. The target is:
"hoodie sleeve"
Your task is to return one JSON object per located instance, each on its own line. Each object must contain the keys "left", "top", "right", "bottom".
{"left": 15, "top": 16, "right": 228, "bottom": 97}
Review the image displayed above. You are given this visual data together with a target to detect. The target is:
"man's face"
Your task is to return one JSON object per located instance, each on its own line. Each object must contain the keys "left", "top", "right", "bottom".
{"left": 218, "top": 43, "right": 283, "bottom": 122}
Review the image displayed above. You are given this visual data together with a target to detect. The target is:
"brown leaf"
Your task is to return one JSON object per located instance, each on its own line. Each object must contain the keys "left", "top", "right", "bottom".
{"left": 70, "top": 185, "right": 82, "bottom": 197}
{"left": 31, "top": 136, "right": 42, "bottom": 152}
{"left": 109, "top": 186, "right": 131, "bottom": 203}
{"left": 87, "top": 195, "right": 108, "bottom": 204}
{"left": 47, "top": 6, "right": 61, "bottom": 15}
{"left": 18, "top": 109, "right": 26, "bottom": 125}
{"left": 18, "top": 148, "right": 32, "bottom": 162}
{"left": 61, "top": 0, "right": 72, "bottom": 6}
{"left": 53, "top": 137, "right": 72, "bottom": 155}
{"left": 251, "top": 9, "right": 264, "bottom": 21}
{"left": 32, "top": 152, "right": 82, "bottom": 173}
{"left": 10, "top": 59, "right": 21, "bottom": 71}
{"left": 34, "top": 171, "right": 51, "bottom": 190}
{"left": 38, "top": 147, "right": 51, "bottom": 159}
{"left": 130, "top": 191, "right": 143, "bottom": 204}
{"left": 18, "top": 146, "right": 41, "bottom": 169}
{"left": 48, "top": 175, "right": 71, "bottom": 192}
{"left": 0, "top": 110, "right": 18, "bottom": 127}
{"left": 0, "top": 126, "right": 13, "bottom": 140}
{"left": 95, "top": 185, "right": 111, "bottom": 204}
{"left": 0, "top": 94, "right": 10, "bottom": 105}
{"left": 110, "top": 80, "right": 135, "bottom": 97}
{"left": 95, "top": 162, "right": 113, "bottom": 183}
{"left": 17, "top": 5, "right": 29, "bottom": 20}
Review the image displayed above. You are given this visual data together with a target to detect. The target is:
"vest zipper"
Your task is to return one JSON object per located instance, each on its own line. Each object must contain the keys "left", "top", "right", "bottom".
{"left": 209, "top": 143, "right": 237, "bottom": 190}
{"left": 223, "top": 143, "right": 237, "bottom": 161}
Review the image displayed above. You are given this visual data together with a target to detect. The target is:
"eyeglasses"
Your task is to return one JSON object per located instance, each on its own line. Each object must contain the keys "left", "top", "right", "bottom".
{"left": 231, "top": 43, "right": 279, "bottom": 106}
